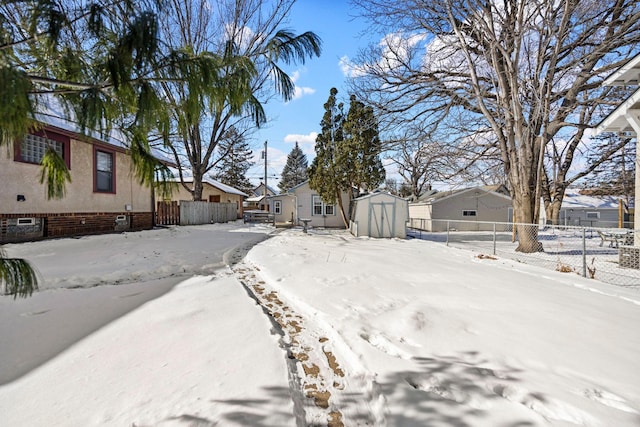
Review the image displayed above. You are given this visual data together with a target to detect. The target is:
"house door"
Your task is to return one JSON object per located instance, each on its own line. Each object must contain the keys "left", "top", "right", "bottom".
{"left": 209, "top": 195, "right": 220, "bottom": 202}
{"left": 369, "top": 202, "right": 394, "bottom": 238}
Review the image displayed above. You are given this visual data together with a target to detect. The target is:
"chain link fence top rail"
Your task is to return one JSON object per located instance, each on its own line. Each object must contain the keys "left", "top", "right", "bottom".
{"left": 407, "top": 218, "right": 640, "bottom": 289}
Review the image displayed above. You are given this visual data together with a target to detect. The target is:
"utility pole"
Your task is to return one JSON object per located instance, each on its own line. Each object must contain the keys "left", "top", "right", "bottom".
{"left": 263, "top": 140, "right": 268, "bottom": 198}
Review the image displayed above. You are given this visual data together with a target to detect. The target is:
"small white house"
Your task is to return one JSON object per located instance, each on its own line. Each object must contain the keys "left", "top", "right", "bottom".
{"left": 268, "top": 180, "right": 350, "bottom": 228}
{"left": 349, "top": 192, "right": 409, "bottom": 238}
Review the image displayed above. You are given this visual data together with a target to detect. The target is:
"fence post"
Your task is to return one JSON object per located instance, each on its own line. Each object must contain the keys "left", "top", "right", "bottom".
{"left": 493, "top": 222, "right": 497, "bottom": 255}
{"left": 582, "top": 227, "right": 587, "bottom": 278}
{"left": 446, "top": 220, "right": 450, "bottom": 246}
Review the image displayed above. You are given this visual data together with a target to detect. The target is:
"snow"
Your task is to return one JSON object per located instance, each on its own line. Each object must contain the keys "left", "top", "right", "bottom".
{"left": 562, "top": 189, "right": 629, "bottom": 209}
{"left": 1, "top": 224, "right": 639, "bottom": 426}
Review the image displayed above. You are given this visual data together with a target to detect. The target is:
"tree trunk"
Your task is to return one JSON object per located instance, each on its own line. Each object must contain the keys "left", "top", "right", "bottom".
{"left": 192, "top": 171, "right": 204, "bottom": 201}
{"left": 512, "top": 193, "right": 543, "bottom": 253}
{"left": 546, "top": 199, "right": 562, "bottom": 226}
{"left": 336, "top": 188, "right": 349, "bottom": 228}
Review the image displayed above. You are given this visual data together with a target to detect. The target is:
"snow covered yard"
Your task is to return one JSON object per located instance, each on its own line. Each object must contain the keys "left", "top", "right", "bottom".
{"left": 1, "top": 224, "right": 639, "bottom": 426}
{"left": 244, "top": 229, "right": 640, "bottom": 426}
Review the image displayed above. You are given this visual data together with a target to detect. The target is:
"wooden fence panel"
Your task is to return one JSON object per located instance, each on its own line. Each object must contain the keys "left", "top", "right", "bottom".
{"left": 156, "top": 201, "right": 180, "bottom": 225}
{"left": 180, "top": 201, "right": 237, "bottom": 225}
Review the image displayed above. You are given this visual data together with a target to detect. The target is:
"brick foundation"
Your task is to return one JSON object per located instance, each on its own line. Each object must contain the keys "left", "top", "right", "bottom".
{"left": 0, "top": 212, "right": 153, "bottom": 243}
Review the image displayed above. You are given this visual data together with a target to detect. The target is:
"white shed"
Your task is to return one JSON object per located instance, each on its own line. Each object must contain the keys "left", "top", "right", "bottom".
{"left": 349, "top": 192, "right": 409, "bottom": 238}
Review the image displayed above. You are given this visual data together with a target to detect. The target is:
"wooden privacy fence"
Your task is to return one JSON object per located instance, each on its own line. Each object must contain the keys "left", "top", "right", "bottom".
{"left": 156, "top": 201, "right": 238, "bottom": 226}
{"left": 180, "top": 201, "right": 237, "bottom": 225}
{"left": 157, "top": 201, "right": 180, "bottom": 225}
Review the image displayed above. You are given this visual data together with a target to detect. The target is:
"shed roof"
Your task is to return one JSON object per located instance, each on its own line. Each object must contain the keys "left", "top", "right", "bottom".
{"left": 354, "top": 191, "right": 409, "bottom": 202}
{"left": 418, "top": 185, "right": 511, "bottom": 204}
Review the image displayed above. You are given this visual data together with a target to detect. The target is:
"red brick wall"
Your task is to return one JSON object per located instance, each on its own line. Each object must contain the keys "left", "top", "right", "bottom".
{"left": 0, "top": 212, "right": 153, "bottom": 243}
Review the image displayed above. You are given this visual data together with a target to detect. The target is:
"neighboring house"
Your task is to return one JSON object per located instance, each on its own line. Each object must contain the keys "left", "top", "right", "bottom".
{"left": 268, "top": 180, "right": 350, "bottom": 228}
{"left": 349, "top": 192, "right": 409, "bottom": 238}
{"left": 1, "top": 123, "right": 154, "bottom": 243}
{"left": 596, "top": 54, "right": 640, "bottom": 268}
{"left": 245, "top": 183, "right": 277, "bottom": 211}
{"left": 409, "top": 184, "right": 513, "bottom": 231}
{"left": 160, "top": 176, "right": 247, "bottom": 219}
{"left": 545, "top": 189, "right": 633, "bottom": 228}
{"left": 597, "top": 53, "right": 640, "bottom": 240}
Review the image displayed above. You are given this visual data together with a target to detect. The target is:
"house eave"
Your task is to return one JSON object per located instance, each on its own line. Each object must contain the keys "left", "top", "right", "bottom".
{"left": 597, "top": 87, "right": 640, "bottom": 135}
{"left": 602, "top": 55, "right": 640, "bottom": 86}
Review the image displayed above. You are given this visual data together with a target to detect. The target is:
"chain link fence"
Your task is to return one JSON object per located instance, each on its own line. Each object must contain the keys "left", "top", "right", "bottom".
{"left": 408, "top": 218, "right": 640, "bottom": 289}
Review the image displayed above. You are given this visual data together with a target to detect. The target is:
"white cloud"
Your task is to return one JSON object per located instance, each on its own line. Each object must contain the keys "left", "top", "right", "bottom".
{"left": 288, "top": 69, "right": 315, "bottom": 101}
{"left": 284, "top": 132, "right": 318, "bottom": 158}
{"left": 292, "top": 86, "right": 315, "bottom": 100}
{"left": 339, "top": 55, "right": 366, "bottom": 78}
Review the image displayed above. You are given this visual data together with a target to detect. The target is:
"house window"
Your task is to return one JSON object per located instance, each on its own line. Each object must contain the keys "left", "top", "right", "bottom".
{"left": 586, "top": 211, "right": 600, "bottom": 219}
{"left": 463, "top": 210, "right": 477, "bottom": 217}
{"left": 95, "top": 149, "right": 115, "bottom": 193}
{"left": 313, "top": 196, "right": 323, "bottom": 215}
{"left": 274, "top": 200, "right": 282, "bottom": 214}
{"left": 312, "top": 195, "right": 336, "bottom": 216}
{"left": 16, "top": 132, "right": 70, "bottom": 167}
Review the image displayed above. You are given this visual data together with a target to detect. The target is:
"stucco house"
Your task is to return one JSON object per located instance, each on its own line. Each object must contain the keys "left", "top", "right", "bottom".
{"left": 268, "top": 180, "right": 351, "bottom": 229}
{"left": 1, "top": 123, "right": 154, "bottom": 243}
{"left": 160, "top": 176, "right": 247, "bottom": 219}
{"left": 409, "top": 184, "right": 513, "bottom": 231}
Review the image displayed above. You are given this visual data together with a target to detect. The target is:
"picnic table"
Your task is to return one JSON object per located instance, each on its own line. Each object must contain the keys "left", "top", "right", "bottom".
{"left": 597, "top": 230, "right": 634, "bottom": 248}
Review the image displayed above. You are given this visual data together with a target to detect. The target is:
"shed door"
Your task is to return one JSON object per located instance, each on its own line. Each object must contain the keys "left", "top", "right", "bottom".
{"left": 369, "top": 202, "right": 394, "bottom": 238}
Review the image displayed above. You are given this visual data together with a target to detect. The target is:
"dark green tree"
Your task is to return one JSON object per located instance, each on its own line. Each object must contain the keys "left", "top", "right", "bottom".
{"left": 308, "top": 88, "right": 349, "bottom": 225}
{"left": 309, "top": 88, "right": 386, "bottom": 227}
{"left": 341, "top": 94, "right": 385, "bottom": 193}
{"left": 212, "top": 127, "right": 254, "bottom": 196}
{"left": 279, "top": 142, "right": 308, "bottom": 192}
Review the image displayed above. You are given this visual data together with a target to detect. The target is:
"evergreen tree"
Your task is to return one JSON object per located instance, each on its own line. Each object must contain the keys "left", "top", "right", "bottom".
{"left": 341, "top": 94, "right": 386, "bottom": 193}
{"left": 279, "top": 142, "right": 308, "bottom": 192}
{"left": 212, "top": 127, "right": 254, "bottom": 195}
{"left": 308, "top": 88, "right": 348, "bottom": 225}
{"left": 308, "top": 88, "right": 386, "bottom": 227}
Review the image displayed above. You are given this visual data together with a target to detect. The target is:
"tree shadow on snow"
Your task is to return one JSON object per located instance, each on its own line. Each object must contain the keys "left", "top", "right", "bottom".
{"left": 194, "top": 352, "right": 540, "bottom": 427}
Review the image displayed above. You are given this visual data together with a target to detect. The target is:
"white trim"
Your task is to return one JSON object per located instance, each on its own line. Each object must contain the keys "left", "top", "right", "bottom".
{"left": 17, "top": 218, "right": 36, "bottom": 226}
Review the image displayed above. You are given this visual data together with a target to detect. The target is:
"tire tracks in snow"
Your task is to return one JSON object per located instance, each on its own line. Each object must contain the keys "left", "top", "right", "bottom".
{"left": 232, "top": 260, "right": 385, "bottom": 427}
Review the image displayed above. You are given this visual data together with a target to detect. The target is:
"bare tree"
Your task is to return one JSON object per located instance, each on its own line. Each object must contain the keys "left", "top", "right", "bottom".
{"left": 351, "top": 0, "right": 640, "bottom": 252}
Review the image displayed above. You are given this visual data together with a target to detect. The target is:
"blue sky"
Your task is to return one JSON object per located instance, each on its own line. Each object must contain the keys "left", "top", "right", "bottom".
{"left": 246, "top": 0, "right": 375, "bottom": 187}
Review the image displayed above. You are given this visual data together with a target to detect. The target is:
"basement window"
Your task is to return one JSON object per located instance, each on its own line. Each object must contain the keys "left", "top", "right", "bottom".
{"left": 17, "top": 218, "right": 36, "bottom": 226}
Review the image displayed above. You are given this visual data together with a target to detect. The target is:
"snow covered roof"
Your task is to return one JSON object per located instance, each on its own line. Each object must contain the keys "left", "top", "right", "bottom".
{"left": 34, "top": 96, "right": 129, "bottom": 149}
{"left": 169, "top": 175, "right": 248, "bottom": 197}
{"left": 418, "top": 184, "right": 511, "bottom": 204}
{"left": 561, "top": 190, "right": 633, "bottom": 209}
{"left": 253, "top": 183, "right": 278, "bottom": 196}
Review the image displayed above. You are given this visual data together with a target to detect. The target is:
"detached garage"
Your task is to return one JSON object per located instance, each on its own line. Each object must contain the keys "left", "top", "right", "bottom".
{"left": 349, "top": 192, "right": 409, "bottom": 238}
